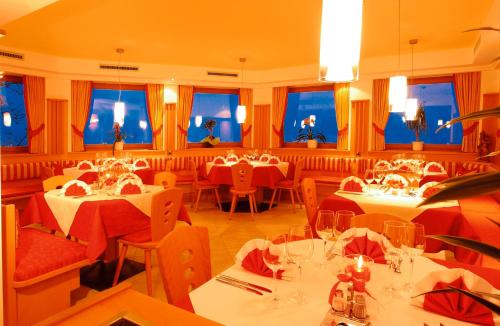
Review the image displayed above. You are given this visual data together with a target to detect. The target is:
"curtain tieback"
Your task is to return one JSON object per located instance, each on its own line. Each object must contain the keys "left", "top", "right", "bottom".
{"left": 71, "top": 124, "right": 84, "bottom": 138}
{"left": 272, "top": 124, "right": 281, "bottom": 137}
{"left": 463, "top": 122, "right": 479, "bottom": 136}
{"left": 338, "top": 125, "right": 349, "bottom": 137}
{"left": 372, "top": 123, "right": 385, "bottom": 136}
{"left": 29, "top": 124, "right": 45, "bottom": 139}
{"left": 153, "top": 124, "right": 163, "bottom": 136}
{"left": 242, "top": 125, "right": 252, "bottom": 137}
{"left": 177, "top": 124, "right": 188, "bottom": 136}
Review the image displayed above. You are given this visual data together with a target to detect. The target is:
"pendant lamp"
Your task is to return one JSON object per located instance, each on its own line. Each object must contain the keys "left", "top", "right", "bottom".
{"left": 236, "top": 58, "right": 247, "bottom": 124}
{"left": 389, "top": 0, "right": 407, "bottom": 112}
{"left": 405, "top": 39, "right": 419, "bottom": 121}
{"left": 113, "top": 48, "right": 126, "bottom": 127}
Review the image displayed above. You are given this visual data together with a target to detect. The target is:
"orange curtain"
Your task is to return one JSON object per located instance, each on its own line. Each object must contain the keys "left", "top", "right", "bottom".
{"left": 334, "top": 83, "right": 350, "bottom": 150}
{"left": 454, "top": 72, "right": 481, "bottom": 152}
{"left": 371, "top": 78, "right": 390, "bottom": 151}
{"left": 146, "top": 84, "right": 164, "bottom": 150}
{"left": 176, "top": 85, "right": 194, "bottom": 150}
{"left": 254, "top": 104, "right": 271, "bottom": 149}
{"left": 165, "top": 103, "right": 176, "bottom": 154}
{"left": 71, "top": 80, "right": 92, "bottom": 152}
{"left": 271, "top": 87, "right": 288, "bottom": 148}
{"left": 351, "top": 100, "right": 370, "bottom": 154}
{"left": 240, "top": 88, "right": 253, "bottom": 148}
{"left": 23, "top": 76, "right": 46, "bottom": 153}
{"left": 47, "top": 99, "right": 68, "bottom": 155}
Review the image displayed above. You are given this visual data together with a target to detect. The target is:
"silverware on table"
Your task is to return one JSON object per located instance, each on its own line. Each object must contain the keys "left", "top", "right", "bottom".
{"left": 218, "top": 275, "right": 272, "bottom": 293}
{"left": 215, "top": 278, "right": 263, "bottom": 295}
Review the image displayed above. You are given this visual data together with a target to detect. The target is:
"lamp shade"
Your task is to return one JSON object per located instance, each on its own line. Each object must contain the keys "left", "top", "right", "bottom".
{"left": 319, "top": 0, "right": 363, "bottom": 82}
{"left": 389, "top": 75, "right": 408, "bottom": 112}
{"left": 404, "top": 98, "right": 418, "bottom": 121}
{"left": 236, "top": 105, "right": 246, "bottom": 124}
{"left": 195, "top": 115, "right": 202, "bottom": 127}
{"left": 3, "top": 112, "right": 11, "bottom": 127}
{"left": 113, "top": 101, "right": 125, "bottom": 127}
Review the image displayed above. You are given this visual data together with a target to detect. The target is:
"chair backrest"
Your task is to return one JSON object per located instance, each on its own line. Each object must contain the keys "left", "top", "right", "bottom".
{"left": 301, "top": 178, "right": 318, "bottom": 227}
{"left": 189, "top": 160, "right": 199, "bottom": 186}
{"left": 293, "top": 159, "right": 305, "bottom": 186}
{"left": 156, "top": 226, "right": 211, "bottom": 308}
{"left": 2, "top": 204, "right": 16, "bottom": 326}
{"left": 42, "top": 175, "right": 74, "bottom": 192}
{"left": 231, "top": 163, "right": 253, "bottom": 191}
{"left": 150, "top": 187, "right": 184, "bottom": 242}
{"left": 154, "top": 172, "right": 177, "bottom": 188}
{"left": 351, "top": 213, "right": 407, "bottom": 233}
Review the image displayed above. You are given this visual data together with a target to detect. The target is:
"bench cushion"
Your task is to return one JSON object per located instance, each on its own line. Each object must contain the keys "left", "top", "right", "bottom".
{"left": 1, "top": 179, "right": 43, "bottom": 199}
{"left": 15, "top": 228, "right": 87, "bottom": 282}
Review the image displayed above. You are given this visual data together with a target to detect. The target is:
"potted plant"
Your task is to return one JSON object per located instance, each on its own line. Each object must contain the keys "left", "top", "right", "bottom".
{"left": 200, "top": 119, "right": 220, "bottom": 147}
{"left": 406, "top": 106, "right": 426, "bottom": 151}
{"left": 112, "top": 122, "right": 125, "bottom": 155}
{"left": 296, "top": 117, "right": 326, "bottom": 149}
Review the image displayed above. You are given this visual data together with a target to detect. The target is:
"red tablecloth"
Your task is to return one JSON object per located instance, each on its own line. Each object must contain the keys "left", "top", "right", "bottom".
{"left": 203, "top": 164, "right": 286, "bottom": 188}
{"left": 318, "top": 194, "right": 481, "bottom": 265}
{"left": 77, "top": 168, "right": 155, "bottom": 185}
{"left": 21, "top": 192, "right": 191, "bottom": 261}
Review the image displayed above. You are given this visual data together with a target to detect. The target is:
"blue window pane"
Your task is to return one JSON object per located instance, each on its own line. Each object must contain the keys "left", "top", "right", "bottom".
{"left": 84, "top": 89, "right": 152, "bottom": 145}
{"left": 284, "top": 91, "right": 337, "bottom": 143}
{"left": 385, "top": 82, "right": 462, "bottom": 145}
{"left": 0, "top": 81, "right": 28, "bottom": 147}
{"left": 187, "top": 93, "right": 241, "bottom": 143}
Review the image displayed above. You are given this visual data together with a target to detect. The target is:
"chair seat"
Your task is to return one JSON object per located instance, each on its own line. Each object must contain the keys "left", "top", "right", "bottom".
{"left": 230, "top": 187, "right": 256, "bottom": 194}
{"left": 120, "top": 228, "right": 152, "bottom": 243}
{"left": 14, "top": 228, "right": 88, "bottom": 282}
{"left": 276, "top": 179, "right": 295, "bottom": 188}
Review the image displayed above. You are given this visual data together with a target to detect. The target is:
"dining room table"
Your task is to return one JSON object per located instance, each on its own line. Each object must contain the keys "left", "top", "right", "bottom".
{"left": 317, "top": 187, "right": 485, "bottom": 265}
{"left": 63, "top": 166, "right": 155, "bottom": 185}
{"left": 21, "top": 185, "right": 191, "bottom": 261}
{"left": 190, "top": 239, "right": 498, "bottom": 326}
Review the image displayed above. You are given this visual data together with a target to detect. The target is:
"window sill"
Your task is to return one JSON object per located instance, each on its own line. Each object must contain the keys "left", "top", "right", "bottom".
{"left": 283, "top": 142, "right": 337, "bottom": 149}
{"left": 187, "top": 142, "right": 242, "bottom": 149}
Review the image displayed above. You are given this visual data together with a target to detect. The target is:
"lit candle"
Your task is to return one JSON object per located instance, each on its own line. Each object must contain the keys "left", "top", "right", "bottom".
{"left": 347, "top": 255, "right": 370, "bottom": 282}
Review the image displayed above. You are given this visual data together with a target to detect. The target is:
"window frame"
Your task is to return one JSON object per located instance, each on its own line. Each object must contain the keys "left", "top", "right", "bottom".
{"left": 1, "top": 75, "right": 29, "bottom": 154}
{"left": 84, "top": 82, "right": 153, "bottom": 151}
{"left": 187, "top": 87, "right": 243, "bottom": 149}
{"left": 385, "top": 75, "right": 461, "bottom": 151}
{"left": 282, "top": 84, "right": 337, "bottom": 149}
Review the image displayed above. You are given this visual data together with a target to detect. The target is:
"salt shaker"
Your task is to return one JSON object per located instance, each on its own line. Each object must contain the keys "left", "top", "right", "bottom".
{"left": 352, "top": 295, "right": 367, "bottom": 320}
{"left": 332, "top": 289, "right": 345, "bottom": 313}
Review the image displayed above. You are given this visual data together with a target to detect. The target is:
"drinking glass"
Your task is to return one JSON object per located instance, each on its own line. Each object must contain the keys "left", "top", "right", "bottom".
{"left": 381, "top": 220, "right": 406, "bottom": 294}
{"left": 374, "top": 168, "right": 384, "bottom": 185}
{"left": 402, "top": 223, "right": 425, "bottom": 291}
{"left": 263, "top": 233, "right": 287, "bottom": 304}
{"left": 364, "top": 169, "right": 374, "bottom": 185}
{"left": 285, "top": 225, "right": 314, "bottom": 304}
{"left": 333, "top": 210, "right": 354, "bottom": 267}
{"left": 315, "top": 210, "right": 335, "bottom": 267}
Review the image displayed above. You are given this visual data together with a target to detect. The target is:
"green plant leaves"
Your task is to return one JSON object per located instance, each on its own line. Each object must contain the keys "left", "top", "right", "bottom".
{"left": 425, "top": 235, "right": 500, "bottom": 260}
{"left": 436, "top": 107, "right": 500, "bottom": 133}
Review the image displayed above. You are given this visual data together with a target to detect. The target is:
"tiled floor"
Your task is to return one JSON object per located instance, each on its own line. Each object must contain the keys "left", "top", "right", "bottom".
{"left": 80, "top": 201, "right": 307, "bottom": 303}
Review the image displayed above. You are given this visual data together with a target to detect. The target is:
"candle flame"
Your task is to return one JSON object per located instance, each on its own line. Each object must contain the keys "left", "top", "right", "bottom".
{"left": 357, "top": 255, "right": 364, "bottom": 269}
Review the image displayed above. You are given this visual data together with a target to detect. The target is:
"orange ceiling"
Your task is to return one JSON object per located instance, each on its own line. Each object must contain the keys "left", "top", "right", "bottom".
{"left": 0, "top": 0, "right": 494, "bottom": 69}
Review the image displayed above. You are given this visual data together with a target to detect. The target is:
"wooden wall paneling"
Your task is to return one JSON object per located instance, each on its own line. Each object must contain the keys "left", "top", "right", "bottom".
{"left": 165, "top": 103, "right": 176, "bottom": 154}
{"left": 253, "top": 104, "right": 270, "bottom": 149}
{"left": 47, "top": 99, "right": 68, "bottom": 155}
{"left": 351, "top": 100, "right": 370, "bottom": 155}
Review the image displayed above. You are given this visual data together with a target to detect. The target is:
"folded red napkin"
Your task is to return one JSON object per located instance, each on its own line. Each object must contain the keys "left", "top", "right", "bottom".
{"left": 241, "top": 248, "right": 284, "bottom": 279}
{"left": 342, "top": 180, "right": 363, "bottom": 193}
{"left": 398, "top": 165, "right": 410, "bottom": 171}
{"left": 120, "top": 183, "right": 142, "bottom": 195}
{"left": 105, "top": 178, "right": 116, "bottom": 186}
{"left": 427, "top": 164, "right": 443, "bottom": 173}
{"left": 259, "top": 156, "right": 270, "bottom": 162}
{"left": 238, "top": 159, "right": 251, "bottom": 164}
{"left": 213, "top": 158, "right": 225, "bottom": 164}
{"left": 422, "top": 186, "right": 440, "bottom": 199}
{"left": 78, "top": 162, "right": 92, "bottom": 170}
{"left": 344, "top": 235, "right": 386, "bottom": 264}
{"left": 268, "top": 158, "right": 279, "bottom": 164}
{"left": 423, "top": 277, "right": 494, "bottom": 326}
{"left": 135, "top": 160, "right": 147, "bottom": 167}
{"left": 65, "top": 184, "right": 87, "bottom": 196}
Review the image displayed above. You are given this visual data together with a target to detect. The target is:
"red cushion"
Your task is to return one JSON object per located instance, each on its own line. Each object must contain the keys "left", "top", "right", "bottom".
{"left": 276, "top": 179, "right": 294, "bottom": 188}
{"left": 175, "top": 174, "right": 194, "bottom": 183}
{"left": 15, "top": 228, "right": 87, "bottom": 282}
{"left": 1, "top": 179, "right": 43, "bottom": 199}
{"left": 120, "top": 228, "right": 152, "bottom": 243}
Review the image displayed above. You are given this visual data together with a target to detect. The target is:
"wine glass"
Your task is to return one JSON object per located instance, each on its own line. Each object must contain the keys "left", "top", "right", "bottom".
{"left": 315, "top": 210, "right": 335, "bottom": 267}
{"left": 263, "top": 233, "right": 287, "bottom": 305}
{"left": 374, "top": 168, "right": 384, "bottom": 185}
{"left": 402, "top": 223, "right": 425, "bottom": 291}
{"left": 333, "top": 210, "right": 354, "bottom": 268}
{"left": 381, "top": 220, "right": 407, "bottom": 294}
{"left": 285, "top": 224, "right": 314, "bottom": 304}
{"left": 364, "top": 169, "right": 374, "bottom": 186}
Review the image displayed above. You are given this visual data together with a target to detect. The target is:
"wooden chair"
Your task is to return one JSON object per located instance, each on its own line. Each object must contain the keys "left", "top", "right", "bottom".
{"left": 268, "top": 159, "right": 305, "bottom": 213}
{"left": 156, "top": 226, "right": 211, "bottom": 311}
{"left": 2, "top": 204, "right": 89, "bottom": 326}
{"left": 42, "top": 175, "right": 73, "bottom": 192}
{"left": 190, "top": 160, "right": 222, "bottom": 212}
{"left": 154, "top": 171, "right": 177, "bottom": 188}
{"left": 351, "top": 213, "right": 407, "bottom": 233}
{"left": 230, "top": 163, "right": 257, "bottom": 218}
{"left": 113, "top": 188, "right": 184, "bottom": 296}
{"left": 301, "top": 178, "right": 319, "bottom": 231}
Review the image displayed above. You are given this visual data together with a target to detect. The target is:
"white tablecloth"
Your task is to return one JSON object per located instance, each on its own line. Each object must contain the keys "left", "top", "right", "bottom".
{"left": 205, "top": 161, "right": 289, "bottom": 178}
{"left": 63, "top": 167, "right": 97, "bottom": 179}
{"left": 44, "top": 185, "right": 163, "bottom": 235}
{"left": 190, "top": 239, "right": 482, "bottom": 326}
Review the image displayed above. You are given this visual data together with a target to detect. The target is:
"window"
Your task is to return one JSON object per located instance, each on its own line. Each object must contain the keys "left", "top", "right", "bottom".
{"left": 0, "top": 76, "right": 28, "bottom": 149}
{"left": 385, "top": 80, "right": 462, "bottom": 146}
{"left": 283, "top": 87, "right": 338, "bottom": 145}
{"left": 84, "top": 85, "right": 152, "bottom": 146}
{"left": 187, "top": 89, "right": 241, "bottom": 145}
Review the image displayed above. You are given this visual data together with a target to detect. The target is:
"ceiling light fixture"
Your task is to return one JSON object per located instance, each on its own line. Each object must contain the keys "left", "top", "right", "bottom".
{"left": 319, "top": 0, "right": 364, "bottom": 82}
{"left": 388, "top": 0, "right": 407, "bottom": 112}
{"left": 0, "top": 29, "right": 6, "bottom": 38}
{"left": 236, "top": 58, "right": 247, "bottom": 124}
{"left": 3, "top": 112, "right": 11, "bottom": 127}
{"left": 113, "top": 48, "right": 125, "bottom": 127}
{"left": 405, "top": 39, "right": 418, "bottom": 121}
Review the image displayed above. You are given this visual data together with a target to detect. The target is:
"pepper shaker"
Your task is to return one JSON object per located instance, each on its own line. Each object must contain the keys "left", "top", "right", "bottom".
{"left": 332, "top": 289, "right": 345, "bottom": 313}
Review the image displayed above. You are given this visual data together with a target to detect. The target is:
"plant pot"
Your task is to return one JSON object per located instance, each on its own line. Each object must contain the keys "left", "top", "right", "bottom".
{"left": 412, "top": 141, "right": 424, "bottom": 151}
{"left": 114, "top": 141, "right": 124, "bottom": 153}
{"left": 307, "top": 139, "right": 318, "bottom": 149}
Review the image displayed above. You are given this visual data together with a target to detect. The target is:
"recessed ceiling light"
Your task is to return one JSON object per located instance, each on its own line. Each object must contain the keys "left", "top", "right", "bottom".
{"left": 0, "top": 29, "right": 6, "bottom": 38}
